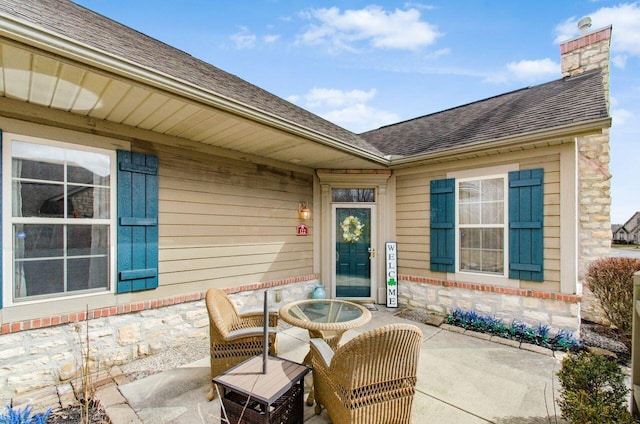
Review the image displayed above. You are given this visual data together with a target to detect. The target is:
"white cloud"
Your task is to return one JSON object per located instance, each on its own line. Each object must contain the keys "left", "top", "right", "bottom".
{"left": 612, "top": 108, "right": 633, "bottom": 125}
{"left": 323, "top": 104, "right": 400, "bottom": 133}
{"left": 506, "top": 59, "right": 560, "bottom": 81}
{"left": 403, "top": 2, "right": 437, "bottom": 11}
{"left": 304, "top": 88, "right": 377, "bottom": 107}
{"left": 263, "top": 34, "right": 280, "bottom": 44}
{"left": 298, "top": 6, "right": 441, "bottom": 52}
{"left": 230, "top": 27, "right": 256, "bottom": 49}
{"left": 485, "top": 58, "right": 560, "bottom": 84}
{"left": 555, "top": 3, "right": 640, "bottom": 68}
{"left": 289, "top": 87, "right": 399, "bottom": 132}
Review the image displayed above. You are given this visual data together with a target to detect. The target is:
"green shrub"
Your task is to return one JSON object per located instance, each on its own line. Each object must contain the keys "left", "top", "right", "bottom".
{"left": 585, "top": 257, "right": 640, "bottom": 341}
{"left": 557, "top": 351, "right": 636, "bottom": 423}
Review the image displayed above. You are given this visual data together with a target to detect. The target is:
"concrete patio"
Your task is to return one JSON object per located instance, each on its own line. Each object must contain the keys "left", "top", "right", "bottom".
{"left": 104, "top": 307, "right": 567, "bottom": 423}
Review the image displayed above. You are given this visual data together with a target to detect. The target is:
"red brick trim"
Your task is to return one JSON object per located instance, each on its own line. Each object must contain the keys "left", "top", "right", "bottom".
{"left": 560, "top": 27, "right": 611, "bottom": 55}
{"left": 398, "top": 274, "right": 581, "bottom": 303}
{"left": 0, "top": 274, "right": 319, "bottom": 335}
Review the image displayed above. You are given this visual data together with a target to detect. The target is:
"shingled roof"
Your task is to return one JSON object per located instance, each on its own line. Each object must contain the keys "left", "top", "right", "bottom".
{"left": 0, "top": 0, "right": 384, "bottom": 156}
{"left": 360, "top": 71, "right": 609, "bottom": 157}
{"left": 0, "top": 0, "right": 610, "bottom": 163}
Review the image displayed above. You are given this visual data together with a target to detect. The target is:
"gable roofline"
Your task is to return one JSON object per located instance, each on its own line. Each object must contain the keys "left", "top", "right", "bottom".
{"left": 0, "top": 1, "right": 612, "bottom": 170}
{"left": 373, "top": 85, "right": 533, "bottom": 132}
{"left": 387, "top": 117, "right": 611, "bottom": 168}
{"left": 0, "top": 9, "right": 389, "bottom": 166}
{"left": 621, "top": 211, "right": 640, "bottom": 232}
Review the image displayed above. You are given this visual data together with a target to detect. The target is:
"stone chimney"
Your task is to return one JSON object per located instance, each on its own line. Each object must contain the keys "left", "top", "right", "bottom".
{"left": 560, "top": 23, "right": 612, "bottom": 109}
{"left": 560, "top": 21, "right": 613, "bottom": 325}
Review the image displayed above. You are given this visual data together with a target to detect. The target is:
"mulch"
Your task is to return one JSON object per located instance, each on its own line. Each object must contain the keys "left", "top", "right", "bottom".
{"left": 46, "top": 399, "right": 109, "bottom": 424}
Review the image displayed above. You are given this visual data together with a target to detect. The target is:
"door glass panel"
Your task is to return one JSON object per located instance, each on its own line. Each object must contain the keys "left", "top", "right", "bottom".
{"left": 336, "top": 208, "right": 371, "bottom": 297}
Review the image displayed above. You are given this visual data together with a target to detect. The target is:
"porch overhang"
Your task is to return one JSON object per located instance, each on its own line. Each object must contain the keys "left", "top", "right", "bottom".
{"left": 0, "top": 12, "right": 389, "bottom": 170}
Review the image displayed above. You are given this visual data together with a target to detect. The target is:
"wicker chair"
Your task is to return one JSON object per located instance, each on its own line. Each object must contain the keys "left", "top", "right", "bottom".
{"left": 310, "top": 323, "right": 423, "bottom": 423}
{"left": 205, "top": 288, "right": 278, "bottom": 401}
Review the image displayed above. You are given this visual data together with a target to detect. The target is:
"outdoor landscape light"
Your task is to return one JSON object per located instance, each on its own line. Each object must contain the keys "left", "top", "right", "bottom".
{"left": 299, "top": 202, "right": 311, "bottom": 220}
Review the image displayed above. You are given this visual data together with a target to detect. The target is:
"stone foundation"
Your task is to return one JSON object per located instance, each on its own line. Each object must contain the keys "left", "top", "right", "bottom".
{"left": 0, "top": 279, "right": 318, "bottom": 405}
{"left": 398, "top": 276, "right": 581, "bottom": 334}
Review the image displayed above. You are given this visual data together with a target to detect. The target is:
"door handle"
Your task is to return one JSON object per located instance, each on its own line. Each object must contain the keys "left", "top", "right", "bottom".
{"left": 368, "top": 248, "right": 376, "bottom": 259}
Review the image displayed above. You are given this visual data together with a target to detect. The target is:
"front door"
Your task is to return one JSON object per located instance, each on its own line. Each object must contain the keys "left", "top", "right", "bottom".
{"left": 334, "top": 206, "right": 374, "bottom": 298}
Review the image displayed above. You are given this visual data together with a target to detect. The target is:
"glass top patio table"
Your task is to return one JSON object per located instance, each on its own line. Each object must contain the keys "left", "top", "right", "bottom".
{"left": 278, "top": 299, "right": 372, "bottom": 406}
{"left": 278, "top": 299, "right": 372, "bottom": 332}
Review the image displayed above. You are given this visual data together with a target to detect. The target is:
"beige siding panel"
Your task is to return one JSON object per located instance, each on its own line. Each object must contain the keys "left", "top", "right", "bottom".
{"left": 161, "top": 250, "right": 311, "bottom": 274}
{"left": 395, "top": 184, "right": 429, "bottom": 197}
{"left": 396, "top": 225, "right": 428, "bottom": 237}
{"left": 400, "top": 251, "right": 428, "bottom": 262}
{"left": 396, "top": 148, "right": 563, "bottom": 291}
{"left": 397, "top": 210, "right": 428, "bottom": 220}
{"left": 544, "top": 238, "right": 560, "bottom": 249}
{"left": 160, "top": 242, "right": 308, "bottom": 261}
{"left": 160, "top": 234, "right": 311, "bottom": 247}
{"left": 396, "top": 198, "right": 429, "bottom": 211}
{"left": 546, "top": 248, "right": 561, "bottom": 260}
{"left": 161, "top": 200, "right": 297, "bottom": 218}
{"left": 138, "top": 141, "right": 314, "bottom": 290}
{"left": 161, "top": 210, "right": 298, "bottom": 225}
{"left": 160, "top": 224, "right": 298, "bottom": 237}
{"left": 522, "top": 281, "right": 560, "bottom": 292}
{"left": 545, "top": 259, "right": 560, "bottom": 271}
{"left": 160, "top": 171, "right": 310, "bottom": 198}
{"left": 161, "top": 260, "right": 313, "bottom": 285}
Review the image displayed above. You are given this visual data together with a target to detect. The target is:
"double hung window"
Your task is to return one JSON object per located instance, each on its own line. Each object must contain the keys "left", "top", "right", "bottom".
{"left": 457, "top": 176, "right": 506, "bottom": 276}
{"left": 430, "top": 168, "right": 543, "bottom": 282}
{"left": 7, "top": 137, "right": 113, "bottom": 301}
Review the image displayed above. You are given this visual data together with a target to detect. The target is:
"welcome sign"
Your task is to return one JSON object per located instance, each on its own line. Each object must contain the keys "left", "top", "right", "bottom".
{"left": 386, "top": 242, "right": 398, "bottom": 307}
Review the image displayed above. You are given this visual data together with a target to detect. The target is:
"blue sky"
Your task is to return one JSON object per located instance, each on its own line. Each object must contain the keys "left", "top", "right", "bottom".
{"left": 74, "top": 1, "right": 640, "bottom": 225}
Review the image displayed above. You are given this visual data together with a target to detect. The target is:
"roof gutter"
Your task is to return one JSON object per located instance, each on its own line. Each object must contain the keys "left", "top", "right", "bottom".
{"left": 0, "top": 13, "right": 389, "bottom": 166}
{"left": 388, "top": 118, "right": 612, "bottom": 168}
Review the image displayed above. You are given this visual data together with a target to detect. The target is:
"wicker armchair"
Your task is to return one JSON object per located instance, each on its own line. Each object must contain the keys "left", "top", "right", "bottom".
{"left": 205, "top": 288, "right": 278, "bottom": 401}
{"left": 310, "top": 323, "right": 423, "bottom": 423}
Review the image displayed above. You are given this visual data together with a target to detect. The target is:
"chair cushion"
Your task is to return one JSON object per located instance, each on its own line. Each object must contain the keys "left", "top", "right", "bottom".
{"left": 310, "top": 338, "right": 334, "bottom": 368}
{"left": 225, "top": 327, "right": 277, "bottom": 341}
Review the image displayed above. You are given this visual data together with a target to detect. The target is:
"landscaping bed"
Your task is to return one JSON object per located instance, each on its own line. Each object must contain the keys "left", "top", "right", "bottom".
{"left": 397, "top": 308, "right": 631, "bottom": 366}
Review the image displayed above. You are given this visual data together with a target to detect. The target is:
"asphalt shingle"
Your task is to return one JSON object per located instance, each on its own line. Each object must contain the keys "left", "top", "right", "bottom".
{"left": 0, "top": 0, "right": 610, "bottom": 161}
{"left": 360, "top": 71, "right": 609, "bottom": 156}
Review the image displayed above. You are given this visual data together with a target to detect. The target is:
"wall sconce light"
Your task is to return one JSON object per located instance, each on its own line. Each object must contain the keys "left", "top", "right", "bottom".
{"left": 299, "top": 202, "right": 311, "bottom": 220}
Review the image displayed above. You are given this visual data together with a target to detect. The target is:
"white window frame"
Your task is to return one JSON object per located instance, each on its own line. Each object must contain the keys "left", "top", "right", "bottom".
{"left": 2, "top": 133, "right": 117, "bottom": 307}
{"left": 455, "top": 173, "right": 508, "bottom": 278}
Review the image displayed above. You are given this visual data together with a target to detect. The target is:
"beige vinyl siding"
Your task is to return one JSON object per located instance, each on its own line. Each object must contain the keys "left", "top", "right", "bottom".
{"left": 140, "top": 142, "right": 314, "bottom": 291}
{"left": 394, "top": 147, "right": 562, "bottom": 293}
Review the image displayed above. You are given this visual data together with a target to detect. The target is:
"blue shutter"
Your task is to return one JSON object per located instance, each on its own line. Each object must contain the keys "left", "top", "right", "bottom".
{"left": 430, "top": 178, "right": 455, "bottom": 273}
{"left": 117, "top": 150, "right": 158, "bottom": 292}
{"left": 509, "top": 169, "right": 544, "bottom": 281}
